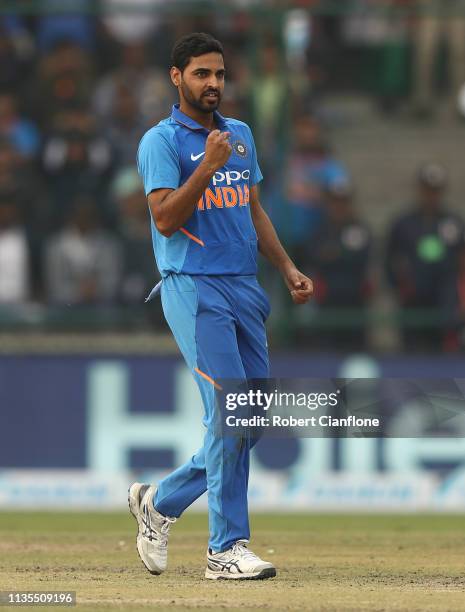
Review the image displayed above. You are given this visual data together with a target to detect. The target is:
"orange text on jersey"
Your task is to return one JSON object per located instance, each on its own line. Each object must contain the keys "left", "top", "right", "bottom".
{"left": 197, "top": 185, "right": 250, "bottom": 211}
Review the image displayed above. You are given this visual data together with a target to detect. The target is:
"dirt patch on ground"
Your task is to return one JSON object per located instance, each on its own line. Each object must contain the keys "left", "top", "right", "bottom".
{"left": 2, "top": 513, "right": 465, "bottom": 611}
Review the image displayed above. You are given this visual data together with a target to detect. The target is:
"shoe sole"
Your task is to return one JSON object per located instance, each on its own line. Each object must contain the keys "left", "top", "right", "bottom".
{"left": 128, "top": 483, "right": 163, "bottom": 576}
{"left": 205, "top": 567, "right": 277, "bottom": 580}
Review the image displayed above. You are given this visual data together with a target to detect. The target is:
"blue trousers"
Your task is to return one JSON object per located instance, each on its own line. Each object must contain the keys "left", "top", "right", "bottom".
{"left": 154, "top": 274, "right": 270, "bottom": 552}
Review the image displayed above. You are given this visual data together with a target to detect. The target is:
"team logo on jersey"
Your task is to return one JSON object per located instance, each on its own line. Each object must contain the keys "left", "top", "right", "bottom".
{"left": 232, "top": 140, "right": 247, "bottom": 157}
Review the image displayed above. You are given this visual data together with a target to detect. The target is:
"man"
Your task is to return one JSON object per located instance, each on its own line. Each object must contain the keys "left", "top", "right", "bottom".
{"left": 44, "top": 195, "right": 122, "bottom": 305}
{"left": 285, "top": 115, "right": 349, "bottom": 251}
{"left": 386, "top": 162, "right": 464, "bottom": 351}
{"left": 298, "top": 179, "right": 372, "bottom": 351}
{"left": 131, "top": 32, "right": 313, "bottom": 581}
{"left": 411, "top": 0, "right": 465, "bottom": 118}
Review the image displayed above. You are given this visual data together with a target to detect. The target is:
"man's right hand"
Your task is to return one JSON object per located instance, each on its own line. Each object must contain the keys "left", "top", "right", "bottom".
{"left": 202, "top": 130, "right": 232, "bottom": 171}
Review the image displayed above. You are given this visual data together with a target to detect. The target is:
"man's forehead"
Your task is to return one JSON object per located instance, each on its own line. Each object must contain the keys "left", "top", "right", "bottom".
{"left": 187, "top": 53, "right": 224, "bottom": 70}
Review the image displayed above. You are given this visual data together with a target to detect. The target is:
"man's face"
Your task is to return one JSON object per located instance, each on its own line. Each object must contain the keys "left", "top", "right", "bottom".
{"left": 294, "top": 118, "right": 324, "bottom": 154}
{"left": 171, "top": 52, "right": 225, "bottom": 113}
{"left": 418, "top": 184, "right": 443, "bottom": 213}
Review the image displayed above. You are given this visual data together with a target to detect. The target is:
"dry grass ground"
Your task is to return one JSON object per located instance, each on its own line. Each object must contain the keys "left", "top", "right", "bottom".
{"left": 1, "top": 512, "right": 465, "bottom": 611}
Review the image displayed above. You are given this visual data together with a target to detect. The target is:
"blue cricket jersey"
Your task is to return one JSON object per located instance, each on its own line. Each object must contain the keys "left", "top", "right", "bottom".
{"left": 137, "top": 104, "right": 263, "bottom": 277}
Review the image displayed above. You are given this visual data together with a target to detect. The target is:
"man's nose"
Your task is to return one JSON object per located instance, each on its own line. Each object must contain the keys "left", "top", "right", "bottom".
{"left": 206, "top": 76, "right": 220, "bottom": 89}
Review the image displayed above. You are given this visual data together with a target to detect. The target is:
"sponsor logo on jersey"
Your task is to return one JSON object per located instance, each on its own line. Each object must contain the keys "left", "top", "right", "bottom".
{"left": 212, "top": 169, "right": 250, "bottom": 186}
{"left": 196, "top": 163, "right": 251, "bottom": 212}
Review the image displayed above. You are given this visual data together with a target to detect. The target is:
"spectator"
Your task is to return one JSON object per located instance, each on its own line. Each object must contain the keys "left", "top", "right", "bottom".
{"left": 342, "top": 0, "right": 411, "bottom": 113}
{"left": 103, "top": 81, "right": 146, "bottom": 168}
{"left": 386, "top": 162, "right": 464, "bottom": 351}
{"left": 31, "top": 39, "right": 93, "bottom": 126}
{"left": 298, "top": 179, "right": 372, "bottom": 350}
{"left": 284, "top": 115, "right": 349, "bottom": 251}
{"left": 93, "top": 41, "right": 175, "bottom": 126}
{"left": 41, "top": 105, "right": 114, "bottom": 226}
{"left": 250, "top": 44, "right": 289, "bottom": 174}
{"left": 0, "top": 138, "right": 45, "bottom": 217}
{"left": 411, "top": 0, "right": 465, "bottom": 117}
{"left": 111, "top": 166, "right": 156, "bottom": 304}
{"left": 0, "top": 190, "right": 30, "bottom": 304}
{"left": 0, "top": 136, "right": 50, "bottom": 254}
{"left": 35, "top": 0, "right": 95, "bottom": 53}
{"left": 44, "top": 196, "right": 122, "bottom": 306}
{"left": 0, "top": 92, "right": 40, "bottom": 160}
{"left": 0, "top": 17, "right": 34, "bottom": 91}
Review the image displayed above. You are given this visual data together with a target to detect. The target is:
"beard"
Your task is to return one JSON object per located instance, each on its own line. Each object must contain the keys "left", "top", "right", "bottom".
{"left": 180, "top": 80, "right": 222, "bottom": 113}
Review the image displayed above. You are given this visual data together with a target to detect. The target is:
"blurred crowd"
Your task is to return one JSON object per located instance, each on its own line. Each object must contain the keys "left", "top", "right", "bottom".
{"left": 286, "top": 154, "right": 465, "bottom": 354}
{"left": 0, "top": 2, "right": 465, "bottom": 352}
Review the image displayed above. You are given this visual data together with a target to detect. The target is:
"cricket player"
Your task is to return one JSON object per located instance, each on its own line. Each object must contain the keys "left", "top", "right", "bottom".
{"left": 129, "top": 32, "right": 313, "bottom": 580}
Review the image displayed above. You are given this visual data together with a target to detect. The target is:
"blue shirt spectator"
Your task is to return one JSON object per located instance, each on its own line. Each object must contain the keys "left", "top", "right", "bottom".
{"left": 284, "top": 115, "right": 348, "bottom": 245}
{"left": 36, "top": 1, "right": 95, "bottom": 52}
{"left": 0, "top": 93, "right": 40, "bottom": 159}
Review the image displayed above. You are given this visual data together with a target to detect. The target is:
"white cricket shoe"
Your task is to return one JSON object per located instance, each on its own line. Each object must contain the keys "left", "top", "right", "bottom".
{"left": 205, "top": 539, "right": 276, "bottom": 580}
{"left": 128, "top": 482, "right": 176, "bottom": 575}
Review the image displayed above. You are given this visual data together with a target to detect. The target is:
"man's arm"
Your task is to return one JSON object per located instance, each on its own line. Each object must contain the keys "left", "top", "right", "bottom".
{"left": 250, "top": 185, "right": 313, "bottom": 304}
{"left": 148, "top": 130, "right": 231, "bottom": 237}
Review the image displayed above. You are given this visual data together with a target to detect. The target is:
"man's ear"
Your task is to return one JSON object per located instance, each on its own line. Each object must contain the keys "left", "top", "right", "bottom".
{"left": 170, "top": 66, "right": 181, "bottom": 87}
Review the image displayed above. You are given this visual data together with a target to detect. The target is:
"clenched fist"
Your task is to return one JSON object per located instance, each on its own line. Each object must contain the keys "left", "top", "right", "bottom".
{"left": 202, "top": 130, "right": 232, "bottom": 171}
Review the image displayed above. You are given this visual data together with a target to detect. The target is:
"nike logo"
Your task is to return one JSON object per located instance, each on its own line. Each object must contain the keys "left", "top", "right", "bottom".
{"left": 191, "top": 152, "right": 205, "bottom": 161}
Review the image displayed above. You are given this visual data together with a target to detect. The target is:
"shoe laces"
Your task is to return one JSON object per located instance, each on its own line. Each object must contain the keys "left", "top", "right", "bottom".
{"left": 143, "top": 505, "right": 176, "bottom": 546}
{"left": 231, "top": 539, "right": 260, "bottom": 562}
{"left": 160, "top": 515, "right": 176, "bottom": 535}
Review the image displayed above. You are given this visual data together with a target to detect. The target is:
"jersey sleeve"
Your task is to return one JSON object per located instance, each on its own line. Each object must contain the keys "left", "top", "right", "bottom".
{"left": 246, "top": 125, "right": 263, "bottom": 186}
{"left": 137, "top": 128, "right": 181, "bottom": 195}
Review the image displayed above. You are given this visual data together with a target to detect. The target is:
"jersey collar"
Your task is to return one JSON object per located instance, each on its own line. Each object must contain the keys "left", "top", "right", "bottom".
{"left": 171, "top": 104, "right": 227, "bottom": 132}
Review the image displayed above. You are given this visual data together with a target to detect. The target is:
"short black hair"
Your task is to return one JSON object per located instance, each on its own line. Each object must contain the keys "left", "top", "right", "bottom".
{"left": 171, "top": 32, "right": 224, "bottom": 72}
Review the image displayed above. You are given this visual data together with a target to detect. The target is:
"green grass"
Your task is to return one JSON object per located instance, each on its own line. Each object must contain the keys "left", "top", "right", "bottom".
{"left": 1, "top": 512, "right": 465, "bottom": 611}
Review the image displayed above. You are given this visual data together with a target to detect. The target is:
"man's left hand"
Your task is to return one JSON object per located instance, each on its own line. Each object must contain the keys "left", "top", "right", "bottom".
{"left": 283, "top": 266, "right": 314, "bottom": 305}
